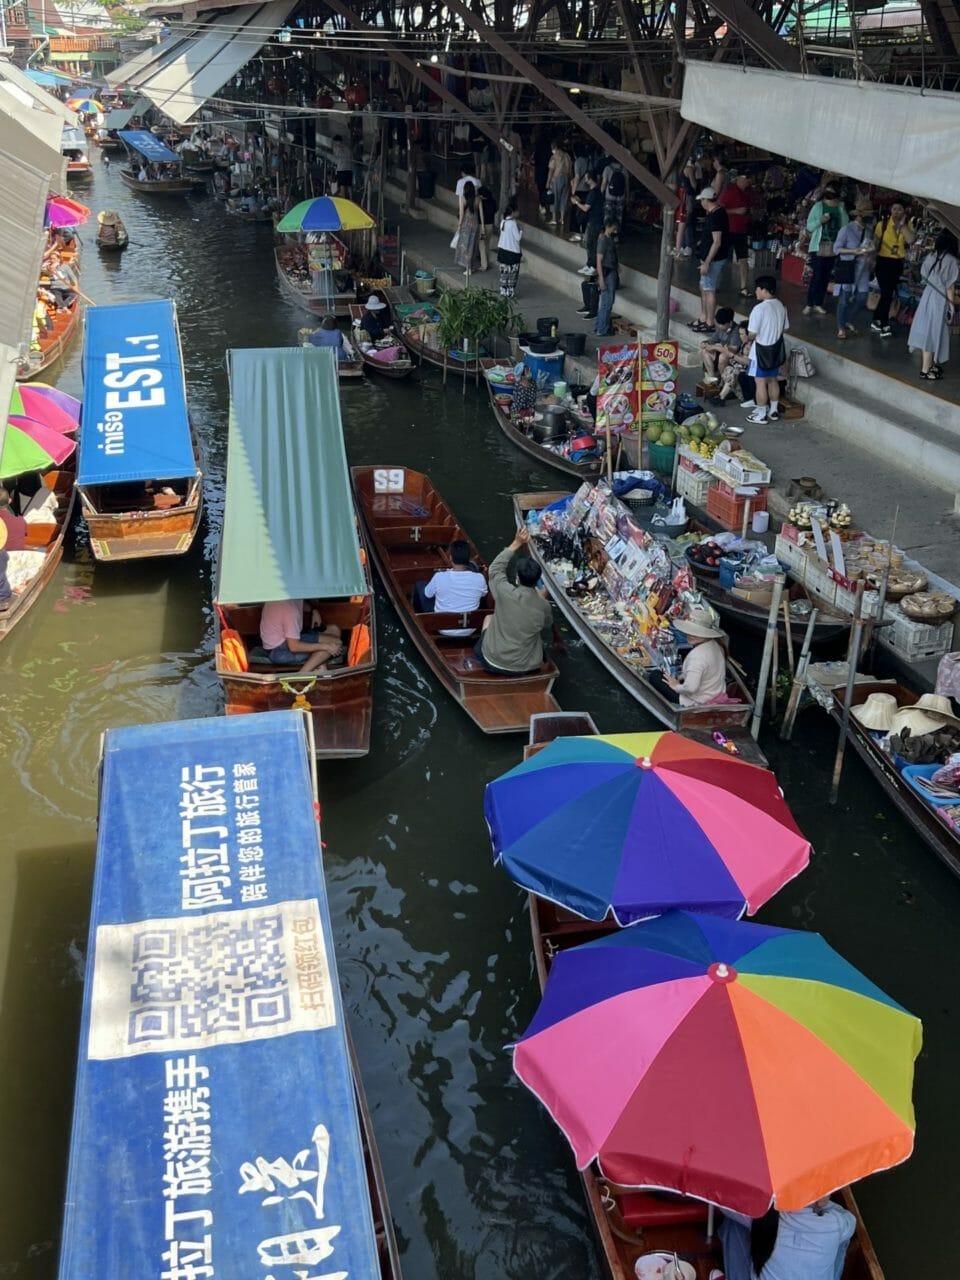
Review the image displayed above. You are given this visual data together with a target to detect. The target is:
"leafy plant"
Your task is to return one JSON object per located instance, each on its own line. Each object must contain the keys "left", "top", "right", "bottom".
{"left": 436, "top": 285, "right": 524, "bottom": 353}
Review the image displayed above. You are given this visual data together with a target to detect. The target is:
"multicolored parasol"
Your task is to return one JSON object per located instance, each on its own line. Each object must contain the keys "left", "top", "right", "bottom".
{"left": 484, "top": 732, "right": 810, "bottom": 922}
{"left": 65, "top": 97, "right": 104, "bottom": 113}
{"left": 4, "top": 416, "right": 76, "bottom": 467}
{"left": 513, "top": 910, "right": 921, "bottom": 1215}
{"left": 10, "top": 383, "right": 81, "bottom": 435}
{"left": 45, "top": 195, "right": 91, "bottom": 228}
{"left": 275, "top": 196, "right": 375, "bottom": 234}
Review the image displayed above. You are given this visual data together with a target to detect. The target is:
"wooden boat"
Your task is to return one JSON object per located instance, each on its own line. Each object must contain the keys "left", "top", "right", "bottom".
{"left": 16, "top": 292, "right": 81, "bottom": 382}
{"left": 514, "top": 489, "right": 755, "bottom": 733}
{"left": 829, "top": 680, "right": 960, "bottom": 879}
{"left": 60, "top": 711, "right": 403, "bottom": 1280}
{"left": 62, "top": 126, "right": 93, "bottom": 183}
{"left": 225, "top": 202, "right": 275, "bottom": 223}
{"left": 95, "top": 212, "right": 128, "bottom": 251}
{"left": 215, "top": 346, "right": 377, "bottom": 758}
{"left": 181, "top": 148, "right": 216, "bottom": 172}
{"left": 523, "top": 713, "right": 884, "bottom": 1280}
{"left": 276, "top": 240, "right": 356, "bottom": 317}
{"left": 384, "top": 285, "right": 484, "bottom": 375}
{"left": 298, "top": 326, "right": 364, "bottom": 382}
{"left": 695, "top": 575, "right": 851, "bottom": 645}
{"left": 119, "top": 167, "right": 196, "bottom": 194}
{"left": 348, "top": 304, "right": 415, "bottom": 379}
{"left": 353, "top": 465, "right": 561, "bottom": 733}
{"left": 481, "top": 357, "right": 603, "bottom": 480}
{"left": 0, "top": 461, "right": 76, "bottom": 643}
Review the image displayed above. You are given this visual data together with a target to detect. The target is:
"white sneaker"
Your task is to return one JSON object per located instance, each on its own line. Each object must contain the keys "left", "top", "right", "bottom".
{"left": 568, "top": 234, "right": 582, "bottom": 242}
{"left": 746, "top": 409, "right": 768, "bottom": 423}
{"left": 703, "top": 375, "right": 719, "bottom": 384}
{"left": 768, "top": 411, "right": 780, "bottom": 421}
{"left": 577, "top": 266, "right": 594, "bottom": 276}
{"left": 740, "top": 400, "right": 756, "bottom": 409}
{"left": 813, "top": 305, "right": 827, "bottom": 315}
{"left": 680, "top": 247, "right": 692, "bottom": 257}
{"left": 802, "top": 305, "right": 812, "bottom": 316}
{"left": 709, "top": 1271, "right": 725, "bottom": 1280}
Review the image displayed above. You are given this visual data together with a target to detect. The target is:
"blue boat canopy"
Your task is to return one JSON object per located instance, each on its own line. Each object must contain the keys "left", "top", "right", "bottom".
{"left": 78, "top": 299, "right": 197, "bottom": 486}
{"left": 58, "top": 710, "right": 383, "bottom": 1280}
{"left": 118, "top": 128, "right": 180, "bottom": 163}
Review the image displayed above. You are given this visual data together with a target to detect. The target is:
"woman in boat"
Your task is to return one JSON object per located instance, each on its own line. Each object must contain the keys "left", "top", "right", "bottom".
{"left": 455, "top": 186, "right": 482, "bottom": 275}
{"left": 649, "top": 608, "right": 728, "bottom": 706}
{"left": 716, "top": 1198, "right": 855, "bottom": 1280}
{"left": 307, "top": 315, "right": 347, "bottom": 361}
{"left": 475, "top": 527, "right": 553, "bottom": 676}
{"left": 357, "top": 294, "right": 390, "bottom": 342}
{"left": 510, "top": 366, "right": 538, "bottom": 425}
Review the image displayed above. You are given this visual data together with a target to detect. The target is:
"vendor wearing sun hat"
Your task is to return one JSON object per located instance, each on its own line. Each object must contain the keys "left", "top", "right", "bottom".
{"left": 650, "top": 607, "right": 729, "bottom": 707}
{"left": 358, "top": 293, "right": 390, "bottom": 342}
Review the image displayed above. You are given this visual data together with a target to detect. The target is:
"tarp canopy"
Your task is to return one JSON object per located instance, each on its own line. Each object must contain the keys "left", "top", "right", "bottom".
{"left": 0, "top": 150, "right": 50, "bottom": 351}
{"left": 78, "top": 299, "right": 197, "bottom": 486}
{"left": 681, "top": 60, "right": 960, "bottom": 207}
{"left": 0, "top": 59, "right": 78, "bottom": 122}
{"left": 0, "top": 343, "right": 20, "bottom": 463}
{"left": 0, "top": 91, "right": 67, "bottom": 186}
{"left": 113, "top": 1, "right": 296, "bottom": 125}
{"left": 24, "top": 68, "right": 72, "bottom": 87}
{"left": 118, "top": 128, "right": 179, "bottom": 163}
{"left": 218, "top": 347, "right": 366, "bottom": 604}
{"left": 103, "top": 96, "right": 150, "bottom": 130}
{"left": 105, "top": 29, "right": 180, "bottom": 86}
{"left": 57, "top": 711, "right": 383, "bottom": 1280}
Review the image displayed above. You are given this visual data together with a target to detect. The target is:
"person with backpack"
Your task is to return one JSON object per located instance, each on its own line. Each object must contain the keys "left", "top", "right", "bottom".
{"left": 601, "top": 159, "right": 627, "bottom": 231}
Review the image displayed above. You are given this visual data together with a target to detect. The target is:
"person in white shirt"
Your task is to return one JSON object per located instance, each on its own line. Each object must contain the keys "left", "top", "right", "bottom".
{"left": 497, "top": 202, "right": 523, "bottom": 297}
{"left": 412, "top": 540, "right": 487, "bottom": 636}
{"left": 455, "top": 166, "right": 480, "bottom": 214}
{"left": 260, "top": 599, "right": 342, "bottom": 671}
{"left": 745, "top": 275, "right": 790, "bottom": 424}
{"left": 650, "top": 609, "right": 728, "bottom": 707}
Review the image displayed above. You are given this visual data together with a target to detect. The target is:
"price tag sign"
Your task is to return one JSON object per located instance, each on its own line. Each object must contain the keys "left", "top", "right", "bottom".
{"left": 811, "top": 518, "right": 828, "bottom": 563}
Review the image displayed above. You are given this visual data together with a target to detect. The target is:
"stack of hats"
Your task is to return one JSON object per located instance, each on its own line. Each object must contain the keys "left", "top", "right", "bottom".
{"left": 853, "top": 691, "right": 960, "bottom": 736}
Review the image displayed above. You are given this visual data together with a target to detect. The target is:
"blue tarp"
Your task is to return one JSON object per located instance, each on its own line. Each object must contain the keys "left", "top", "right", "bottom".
{"left": 58, "top": 711, "right": 382, "bottom": 1280}
{"left": 78, "top": 299, "right": 197, "bottom": 486}
{"left": 118, "top": 128, "right": 180, "bottom": 163}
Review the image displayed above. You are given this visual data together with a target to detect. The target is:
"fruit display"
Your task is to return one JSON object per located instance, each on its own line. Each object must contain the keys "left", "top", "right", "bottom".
{"left": 685, "top": 540, "right": 725, "bottom": 574}
{"left": 874, "top": 569, "right": 928, "bottom": 599}
{"left": 899, "top": 590, "right": 954, "bottom": 620}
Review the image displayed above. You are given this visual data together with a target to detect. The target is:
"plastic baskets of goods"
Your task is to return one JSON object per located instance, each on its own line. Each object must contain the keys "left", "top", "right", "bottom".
{"left": 871, "top": 568, "right": 928, "bottom": 601}
{"left": 899, "top": 591, "right": 956, "bottom": 622}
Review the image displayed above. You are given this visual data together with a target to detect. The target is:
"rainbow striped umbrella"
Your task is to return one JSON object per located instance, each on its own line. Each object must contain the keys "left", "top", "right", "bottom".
{"left": 514, "top": 911, "right": 921, "bottom": 1215}
{"left": 484, "top": 732, "right": 810, "bottom": 923}
{"left": 275, "top": 196, "right": 375, "bottom": 233}
{"left": 66, "top": 97, "right": 104, "bottom": 113}
{"left": 10, "top": 383, "right": 80, "bottom": 435}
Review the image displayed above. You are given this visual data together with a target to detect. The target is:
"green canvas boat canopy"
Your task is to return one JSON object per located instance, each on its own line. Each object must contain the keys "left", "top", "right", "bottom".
{"left": 217, "top": 346, "right": 366, "bottom": 604}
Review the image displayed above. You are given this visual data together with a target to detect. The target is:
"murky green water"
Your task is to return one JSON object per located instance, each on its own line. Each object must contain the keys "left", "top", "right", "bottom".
{"left": 1, "top": 158, "right": 957, "bottom": 1279}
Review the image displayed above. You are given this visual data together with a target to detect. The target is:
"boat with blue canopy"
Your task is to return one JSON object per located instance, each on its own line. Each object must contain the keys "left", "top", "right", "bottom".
{"left": 77, "top": 299, "right": 203, "bottom": 560}
{"left": 57, "top": 709, "right": 402, "bottom": 1280}
{"left": 214, "top": 346, "right": 377, "bottom": 757}
{"left": 118, "top": 129, "right": 197, "bottom": 193}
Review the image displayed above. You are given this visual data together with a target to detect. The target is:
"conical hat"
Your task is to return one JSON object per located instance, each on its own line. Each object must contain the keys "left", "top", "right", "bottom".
{"left": 97, "top": 209, "right": 120, "bottom": 225}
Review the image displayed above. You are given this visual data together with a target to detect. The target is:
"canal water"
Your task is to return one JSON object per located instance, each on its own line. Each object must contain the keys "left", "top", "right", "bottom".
{"left": 1, "top": 159, "right": 957, "bottom": 1279}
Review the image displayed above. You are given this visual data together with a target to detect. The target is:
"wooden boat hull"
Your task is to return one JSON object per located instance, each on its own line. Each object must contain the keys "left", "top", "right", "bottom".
{"left": 696, "top": 575, "right": 850, "bottom": 645}
{"left": 119, "top": 169, "right": 195, "bottom": 194}
{"left": 17, "top": 295, "right": 81, "bottom": 382}
{"left": 0, "top": 465, "right": 76, "bottom": 643}
{"left": 82, "top": 496, "right": 202, "bottom": 560}
{"left": 348, "top": 304, "right": 415, "bottom": 379}
{"left": 353, "top": 465, "right": 561, "bottom": 733}
{"left": 830, "top": 680, "right": 960, "bottom": 879}
{"left": 481, "top": 358, "right": 602, "bottom": 480}
{"left": 298, "top": 328, "right": 364, "bottom": 380}
{"left": 385, "top": 285, "right": 484, "bottom": 374}
{"left": 514, "top": 490, "right": 754, "bottom": 732}
{"left": 347, "top": 1027, "right": 404, "bottom": 1279}
{"left": 275, "top": 245, "right": 355, "bottom": 317}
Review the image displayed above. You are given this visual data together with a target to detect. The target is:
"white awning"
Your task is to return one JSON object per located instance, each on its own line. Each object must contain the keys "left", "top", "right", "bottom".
{"left": 0, "top": 344, "right": 20, "bottom": 465}
{"left": 681, "top": 61, "right": 960, "bottom": 207}
{"left": 127, "top": 0, "right": 295, "bottom": 125}
{"left": 0, "top": 58, "right": 77, "bottom": 124}
{"left": 0, "top": 150, "right": 49, "bottom": 353}
{"left": 105, "top": 30, "right": 182, "bottom": 87}
{"left": 0, "top": 97, "right": 66, "bottom": 188}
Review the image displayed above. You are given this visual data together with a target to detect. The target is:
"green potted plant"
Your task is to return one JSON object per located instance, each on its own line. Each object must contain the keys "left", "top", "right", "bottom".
{"left": 435, "top": 285, "right": 524, "bottom": 358}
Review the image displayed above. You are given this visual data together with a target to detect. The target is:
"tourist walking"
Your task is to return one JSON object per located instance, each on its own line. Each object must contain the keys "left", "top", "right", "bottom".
{"left": 803, "top": 186, "right": 847, "bottom": 315}
{"left": 907, "top": 230, "right": 959, "bottom": 379}
{"left": 497, "top": 202, "right": 523, "bottom": 298}
{"left": 547, "top": 141, "right": 572, "bottom": 231}
{"left": 832, "top": 201, "right": 874, "bottom": 340}
{"left": 455, "top": 186, "right": 482, "bottom": 274}
{"left": 744, "top": 275, "right": 789, "bottom": 423}
{"left": 871, "top": 202, "right": 917, "bottom": 337}
{"left": 690, "top": 187, "right": 729, "bottom": 333}
{"left": 593, "top": 218, "right": 620, "bottom": 337}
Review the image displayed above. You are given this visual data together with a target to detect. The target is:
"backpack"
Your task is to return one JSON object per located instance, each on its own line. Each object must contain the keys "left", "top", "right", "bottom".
{"left": 607, "top": 166, "right": 626, "bottom": 198}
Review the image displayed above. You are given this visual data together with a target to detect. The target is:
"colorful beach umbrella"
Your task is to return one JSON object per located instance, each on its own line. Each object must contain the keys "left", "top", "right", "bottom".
{"left": 46, "top": 195, "right": 91, "bottom": 228}
{"left": 5, "top": 416, "right": 76, "bottom": 467}
{"left": 484, "top": 732, "right": 810, "bottom": 923}
{"left": 10, "top": 384, "right": 80, "bottom": 434}
{"left": 66, "top": 97, "right": 103, "bottom": 113}
{"left": 514, "top": 911, "right": 921, "bottom": 1215}
{"left": 0, "top": 421, "right": 72, "bottom": 478}
{"left": 275, "top": 196, "right": 375, "bottom": 233}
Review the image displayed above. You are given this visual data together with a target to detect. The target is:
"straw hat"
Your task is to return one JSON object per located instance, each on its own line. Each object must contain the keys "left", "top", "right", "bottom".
{"left": 852, "top": 691, "right": 897, "bottom": 732}
{"left": 364, "top": 294, "right": 387, "bottom": 310}
{"left": 677, "top": 607, "right": 724, "bottom": 640}
{"left": 97, "top": 209, "right": 120, "bottom": 225}
{"left": 890, "top": 694, "right": 960, "bottom": 736}
{"left": 853, "top": 199, "right": 874, "bottom": 218}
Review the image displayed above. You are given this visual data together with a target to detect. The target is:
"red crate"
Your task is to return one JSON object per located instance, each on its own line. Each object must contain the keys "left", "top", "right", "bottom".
{"left": 707, "top": 485, "right": 768, "bottom": 531}
{"left": 717, "top": 479, "right": 770, "bottom": 500}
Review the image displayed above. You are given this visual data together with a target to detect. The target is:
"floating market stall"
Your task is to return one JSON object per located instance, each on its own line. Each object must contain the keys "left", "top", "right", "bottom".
{"left": 274, "top": 197, "right": 375, "bottom": 319}
{"left": 117, "top": 130, "right": 197, "bottom": 194}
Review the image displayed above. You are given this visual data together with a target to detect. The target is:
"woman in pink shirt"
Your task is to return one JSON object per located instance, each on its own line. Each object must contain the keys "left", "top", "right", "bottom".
{"left": 259, "top": 598, "right": 342, "bottom": 671}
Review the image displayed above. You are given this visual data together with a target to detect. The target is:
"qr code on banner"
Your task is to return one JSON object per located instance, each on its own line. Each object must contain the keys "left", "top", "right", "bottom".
{"left": 87, "top": 900, "right": 334, "bottom": 1060}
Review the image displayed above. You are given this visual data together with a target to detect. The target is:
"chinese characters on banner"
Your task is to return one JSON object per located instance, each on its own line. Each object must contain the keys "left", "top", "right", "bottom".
{"left": 595, "top": 341, "right": 639, "bottom": 437}
{"left": 639, "top": 341, "right": 679, "bottom": 430}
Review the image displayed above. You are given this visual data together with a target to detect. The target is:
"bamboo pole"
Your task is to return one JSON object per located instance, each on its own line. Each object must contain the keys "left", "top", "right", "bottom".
{"left": 750, "top": 577, "right": 784, "bottom": 740}
{"left": 769, "top": 628, "right": 780, "bottom": 716}
{"left": 829, "top": 580, "right": 866, "bottom": 804}
{"left": 780, "top": 608, "right": 819, "bottom": 740}
{"left": 781, "top": 598, "right": 796, "bottom": 676}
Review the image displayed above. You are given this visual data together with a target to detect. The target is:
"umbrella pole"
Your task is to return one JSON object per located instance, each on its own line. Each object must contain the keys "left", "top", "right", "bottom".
{"left": 829, "top": 580, "right": 865, "bottom": 805}
{"left": 706, "top": 1204, "right": 716, "bottom": 1241}
{"left": 750, "top": 576, "right": 783, "bottom": 741}
{"left": 780, "top": 607, "right": 818, "bottom": 740}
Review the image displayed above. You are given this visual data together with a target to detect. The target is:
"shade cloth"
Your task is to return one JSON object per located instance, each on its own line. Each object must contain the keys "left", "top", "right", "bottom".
{"left": 58, "top": 711, "right": 382, "bottom": 1280}
{"left": 78, "top": 299, "right": 196, "bottom": 485}
{"left": 0, "top": 150, "right": 50, "bottom": 351}
{"left": 0, "top": 59, "right": 78, "bottom": 123}
{"left": 218, "top": 347, "right": 366, "bottom": 604}
{"left": 103, "top": 97, "right": 150, "bottom": 131}
{"left": 0, "top": 92, "right": 66, "bottom": 187}
{"left": 117, "top": 128, "right": 179, "bottom": 163}
{"left": 681, "top": 60, "right": 960, "bottom": 207}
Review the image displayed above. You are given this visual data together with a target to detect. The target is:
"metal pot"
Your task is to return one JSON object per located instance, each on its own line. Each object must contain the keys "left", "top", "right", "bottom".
{"left": 533, "top": 406, "right": 569, "bottom": 441}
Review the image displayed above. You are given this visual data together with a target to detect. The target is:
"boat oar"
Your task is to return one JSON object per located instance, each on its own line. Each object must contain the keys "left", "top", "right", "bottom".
{"left": 829, "top": 581, "right": 865, "bottom": 804}
{"left": 750, "top": 576, "right": 784, "bottom": 741}
{"left": 780, "top": 607, "right": 819, "bottom": 740}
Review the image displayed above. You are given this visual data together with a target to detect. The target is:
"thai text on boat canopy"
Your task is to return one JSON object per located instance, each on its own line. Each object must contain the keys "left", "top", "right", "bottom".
{"left": 57, "top": 709, "right": 383, "bottom": 1280}
{"left": 118, "top": 128, "right": 181, "bottom": 164}
{"left": 78, "top": 298, "right": 197, "bottom": 485}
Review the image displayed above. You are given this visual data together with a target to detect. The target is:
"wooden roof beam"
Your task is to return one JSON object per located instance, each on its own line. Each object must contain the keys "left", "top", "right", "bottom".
{"left": 703, "top": 0, "right": 802, "bottom": 71}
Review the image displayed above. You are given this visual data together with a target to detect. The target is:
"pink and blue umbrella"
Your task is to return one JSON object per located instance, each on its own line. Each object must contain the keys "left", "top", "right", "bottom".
{"left": 484, "top": 732, "right": 810, "bottom": 923}
{"left": 10, "top": 383, "right": 80, "bottom": 434}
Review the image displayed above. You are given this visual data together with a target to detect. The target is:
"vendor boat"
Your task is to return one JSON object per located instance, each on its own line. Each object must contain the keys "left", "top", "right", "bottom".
{"left": 513, "top": 488, "right": 755, "bottom": 733}
{"left": 17, "top": 291, "right": 82, "bottom": 382}
{"left": 276, "top": 238, "right": 357, "bottom": 317}
{"left": 215, "top": 347, "right": 377, "bottom": 758}
{"left": 180, "top": 147, "right": 216, "bottom": 173}
{"left": 521, "top": 715, "right": 885, "bottom": 1280}
{"left": 77, "top": 300, "right": 203, "bottom": 561}
{"left": 829, "top": 680, "right": 960, "bottom": 879}
{"left": 384, "top": 286, "right": 484, "bottom": 375}
{"left": 117, "top": 129, "right": 198, "bottom": 194}
{"left": 481, "top": 358, "right": 603, "bottom": 481}
{"left": 694, "top": 575, "right": 851, "bottom": 646}
{"left": 0, "top": 461, "right": 76, "bottom": 643}
{"left": 94, "top": 210, "right": 128, "bottom": 251}
{"left": 298, "top": 326, "right": 364, "bottom": 382}
{"left": 353, "top": 465, "right": 561, "bottom": 733}
{"left": 61, "top": 125, "right": 93, "bottom": 183}
{"left": 348, "top": 304, "right": 414, "bottom": 379}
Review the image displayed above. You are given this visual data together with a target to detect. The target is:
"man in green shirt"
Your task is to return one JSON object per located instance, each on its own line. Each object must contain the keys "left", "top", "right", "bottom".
{"left": 475, "top": 527, "right": 553, "bottom": 675}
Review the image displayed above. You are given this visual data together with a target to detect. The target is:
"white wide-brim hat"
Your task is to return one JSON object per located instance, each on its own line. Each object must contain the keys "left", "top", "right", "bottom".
{"left": 677, "top": 606, "right": 724, "bottom": 640}
{"left": 891, "top": 694, "right": 960, "bottom": 736}
{"left": 852, "top": 691, "right": 898, "bottom": 732}
{"left": 364, "top": 294, "right": 387, "bottom": 310}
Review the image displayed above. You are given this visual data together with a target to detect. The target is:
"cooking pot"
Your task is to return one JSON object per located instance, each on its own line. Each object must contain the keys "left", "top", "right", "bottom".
{"left": 522, "top": 337, "right": 557, "bottom": 355}
{"left": 533, "top": 406, "right": 569, "bottom": 441}
{"left": 563, "top": 332, "right": 587, "bottom": 356}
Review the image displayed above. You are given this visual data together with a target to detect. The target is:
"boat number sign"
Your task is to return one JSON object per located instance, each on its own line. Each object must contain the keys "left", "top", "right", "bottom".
{"left": 96, "top": 331, "right": 167, "bottom": 458}
{"left": 373, "top": 467, "right": 405, "bottom": 492}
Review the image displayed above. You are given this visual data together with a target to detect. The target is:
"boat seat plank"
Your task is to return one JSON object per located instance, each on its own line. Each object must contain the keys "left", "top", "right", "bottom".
{"left": 375, "top": 523, "right": 462, "bottom": 547}
{"left": 462, "top": 688, "right": 561, "bottom": 731}
{"left": 417, "top": 609, "right": 492, "bottom": 634}
{"left": 615, "top": 1190, "right": 708, "bottom": 1229}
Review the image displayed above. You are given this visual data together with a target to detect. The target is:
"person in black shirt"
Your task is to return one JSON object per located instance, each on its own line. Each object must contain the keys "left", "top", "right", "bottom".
{"left": 689, "top": 187, "right": 729, "bottom": 333}
{"left": 593, "top": 219, "right": 621, "bottom": 337}
{"left": 571, "top": 173, "right": 604, "bottom": 278}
